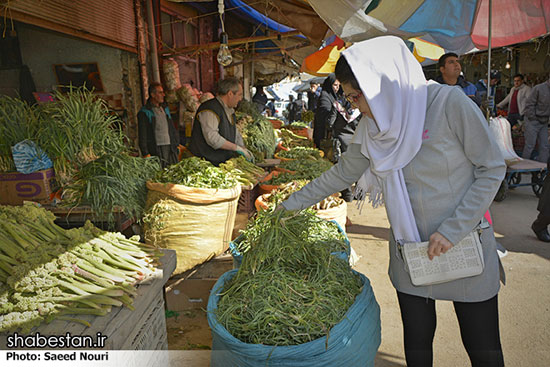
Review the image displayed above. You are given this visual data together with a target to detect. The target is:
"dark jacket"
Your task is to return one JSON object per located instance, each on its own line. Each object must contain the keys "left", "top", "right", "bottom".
{"left": 188, "top": 98, "right": 237, "bottom": 166}
{"left": 435, "top": 75, "right": 480, "bottom": 106}
{"left": 137, "top": 100, "right": 179, "bottom": 156}
{"left": 313, "top": 74, "right": 339, "bottom": 147}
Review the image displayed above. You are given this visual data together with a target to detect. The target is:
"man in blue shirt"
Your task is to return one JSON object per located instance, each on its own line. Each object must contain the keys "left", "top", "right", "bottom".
{"left": 435, "top": 52, "right": 480, "bottom": 106}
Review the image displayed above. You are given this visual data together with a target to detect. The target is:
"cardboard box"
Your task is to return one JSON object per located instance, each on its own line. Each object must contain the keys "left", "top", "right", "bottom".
{"left": 165, "top": 278, "right": 218, "bottom": 311}
{"left": 0, "top": 168, "right": 56, "bottom": 205}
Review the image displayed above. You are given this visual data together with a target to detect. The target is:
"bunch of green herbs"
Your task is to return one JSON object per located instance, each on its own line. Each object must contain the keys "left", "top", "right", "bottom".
{"left": 278, "top": 146, "right": 322, "bottom": 160}
{"left": 242, "top": 118, "right": 277, "bottom": 162}
{"left": 153, "top": 157, "right": 237, "bottom": 189}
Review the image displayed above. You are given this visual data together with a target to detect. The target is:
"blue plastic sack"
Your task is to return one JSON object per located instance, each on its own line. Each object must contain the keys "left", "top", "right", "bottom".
{"left": 207, "top": 269, "right": 381, "bottom": 367}
{"left": 11, "top": 140, "right": 53, "bottom": 174}
{"left": 230, "top": 219, "right": 350, "bottom": 268}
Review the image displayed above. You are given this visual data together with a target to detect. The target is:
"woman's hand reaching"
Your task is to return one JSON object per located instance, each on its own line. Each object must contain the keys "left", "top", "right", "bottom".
{"left": 427, "top": 232, "right": 453, "bottom": 260}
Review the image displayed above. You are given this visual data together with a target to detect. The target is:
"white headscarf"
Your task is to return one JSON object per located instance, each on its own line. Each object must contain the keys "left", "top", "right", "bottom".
{"left": 343, "top": 36, "right": 427, "bottom": 243}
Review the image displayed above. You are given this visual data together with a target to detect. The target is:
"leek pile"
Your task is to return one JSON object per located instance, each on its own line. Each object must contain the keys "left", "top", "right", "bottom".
{"left": 217, "top": 210, "right": 360, "bottom": 346}
{"left": 0, "top": 204, "right": 162, "bottom": 333}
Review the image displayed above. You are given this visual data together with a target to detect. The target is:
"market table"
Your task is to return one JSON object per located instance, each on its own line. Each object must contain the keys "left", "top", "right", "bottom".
{"left": 0, "top": 249, "right": 176, "bottom": 350}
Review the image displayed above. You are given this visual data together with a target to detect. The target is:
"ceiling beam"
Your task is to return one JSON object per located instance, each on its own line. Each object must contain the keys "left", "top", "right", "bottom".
{"left": 161, "top": 30, "right": 302, "bottom": 56}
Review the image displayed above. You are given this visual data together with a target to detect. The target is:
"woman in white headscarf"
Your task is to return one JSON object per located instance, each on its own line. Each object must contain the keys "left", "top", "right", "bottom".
{"left": 281, "top": 36, "right": 506, "bottom": 366}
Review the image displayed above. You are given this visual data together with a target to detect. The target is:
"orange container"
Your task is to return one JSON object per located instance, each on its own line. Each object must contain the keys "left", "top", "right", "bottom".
{"left": 254, "top": 194, "right": 270, "bottom": 211}
{"left": 269, "top": 119, "right": 284, "bottom": 129}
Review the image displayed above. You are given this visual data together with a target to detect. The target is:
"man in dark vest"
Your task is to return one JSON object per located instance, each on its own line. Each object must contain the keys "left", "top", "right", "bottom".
{"left": 189, "top": 77, "right": 253, "bottom": 165}
{"left": 138, "top": 82, "right": 180, "bottom": 168}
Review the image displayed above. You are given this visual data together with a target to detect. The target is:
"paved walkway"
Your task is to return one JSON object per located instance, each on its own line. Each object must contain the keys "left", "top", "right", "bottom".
{"left": 170, "top": 185, "right": 550, "bottom": 366}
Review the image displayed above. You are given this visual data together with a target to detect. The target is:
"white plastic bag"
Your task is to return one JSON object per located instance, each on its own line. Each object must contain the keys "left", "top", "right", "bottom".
{"left": 489, "top": 116, "right": 521, "bottom": 163}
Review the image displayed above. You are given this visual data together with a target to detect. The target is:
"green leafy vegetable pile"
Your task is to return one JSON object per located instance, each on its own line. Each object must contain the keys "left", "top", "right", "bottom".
{"left": 217, "top": 209, "right": 360, "bottom": 346}
{"left": 153, "top": 157, "right": 237, "bottom": 189}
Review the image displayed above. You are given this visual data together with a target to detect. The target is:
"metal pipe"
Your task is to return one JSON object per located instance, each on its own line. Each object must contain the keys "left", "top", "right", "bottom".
{"left": 146, "top": 0, "right": 161, "bottom": 84}
{"left": 486, "top": 0, "right": 493, "bottom": 121}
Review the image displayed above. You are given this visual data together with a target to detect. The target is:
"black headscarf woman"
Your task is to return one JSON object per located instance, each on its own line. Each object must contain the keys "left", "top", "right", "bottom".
{"left": 313, "top": 73, "right": 340, "bottom": 148}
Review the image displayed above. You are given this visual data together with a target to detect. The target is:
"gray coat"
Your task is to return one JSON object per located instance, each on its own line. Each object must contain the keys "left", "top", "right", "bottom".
{"left": 282, "top": 83, "right": 506, "bottom": 302}
{"left": 523, "top": 80, "right": 550, "bottom": 123}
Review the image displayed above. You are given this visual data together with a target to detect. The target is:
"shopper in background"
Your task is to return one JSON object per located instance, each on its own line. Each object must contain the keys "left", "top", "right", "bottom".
{"left": 312, "top": 74, "right": 340, "bottom": 149}
{"left": 138, "top": 82, "right": 180, "bottom": 168}
{"left": 435, "top": 52, "right": 480, "bottom": 106}
{"left": 252, "top": 86, "right": 268, "bottom": 114}
{"left": 281, "top": 36, "right": 506, "bottom": 367}
{"left": 289, "top": 93, "right": 306, "bottom": 122}
{"left": 522, "top": 77, "right": 550, "bottom": 163}
{"left": 497, "top": 74, "right": 531, "bottom": 127}
{"left": 307, "top": 81, "right": 321, "bottom": 111}
{"left": 476, "top": 70, "right": 501, "bottom": 116}
{"left": 532, "top": 159, "right": 550, "bottom": 242}
{"left": 188, "top": 77, "right": 253, "bottom": 166}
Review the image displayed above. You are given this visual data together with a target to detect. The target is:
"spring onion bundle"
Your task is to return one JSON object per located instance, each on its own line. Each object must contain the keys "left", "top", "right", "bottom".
{"left": 0, "top": 204, "right": 162, "bottom": 333}
{"left": 62, "top": 153, "right": 160, "bottom": 223}
{"left": 217, "top": 210, "right": 360, "bottom": 346}
{"left": 38, "top": 87, "right": 126, "bottom": 188}
{"left": 153, "top": 157, "right": 237, "bottom": 189}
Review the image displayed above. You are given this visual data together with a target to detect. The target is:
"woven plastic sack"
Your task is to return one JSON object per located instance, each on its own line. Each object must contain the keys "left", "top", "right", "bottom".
{"left": 489, "top": 116, "right": 522, "bottom": 164}
{"left": 11, "top": 140, "right": 53, "bottom": 174}
{"left": 144, "top": 181, "right": 241, "bottom": 274}
{"left": 208, "top": 269, "right": 381, "bottom": 367}
{"left": 163, "top": 59, "right": 181, "bottom": 91}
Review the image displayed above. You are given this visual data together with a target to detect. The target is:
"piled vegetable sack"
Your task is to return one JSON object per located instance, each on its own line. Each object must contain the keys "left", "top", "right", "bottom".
{"left": 277, "top": 146, "right": 323, "bottom": 160}
{"left": 220, "top": 156, "right": 265, "bottom": 188}
{"left": 0, "top": 204, "right": 162, "bottom": 333}
{"left": 0, "top": 96, "right": 41, "bottom": 173}
{"left": 143, "top": 157, "right": 241, "bottom": 273}
{"left": 209, "top": 210, "right": 381, "bottom": 367}
{"left": 152, "top": 156, "right": 237, "bottom": 189}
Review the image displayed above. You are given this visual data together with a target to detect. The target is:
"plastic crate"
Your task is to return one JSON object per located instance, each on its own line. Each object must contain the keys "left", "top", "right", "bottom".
{"left": 237, "top": 185, "right": 260, "bottom": 214}
{"left": 121, "top": 294, "right": 168, "bottom": 350}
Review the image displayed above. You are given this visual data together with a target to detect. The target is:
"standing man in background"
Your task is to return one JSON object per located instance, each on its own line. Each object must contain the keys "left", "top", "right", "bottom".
{"left": 522, "top": 77, "right": 550, "bottom": 163}
{"left": 497, "top": 74, "right": 531, "bottom": 127}
{"left": 138, "top": 82, "right": 180, "bottom": 168}
{"left": 189, "top": 77, "right": 253, "bottom": 166}
{"left": 435, "top": 52, "right": 480, "bottom": 106}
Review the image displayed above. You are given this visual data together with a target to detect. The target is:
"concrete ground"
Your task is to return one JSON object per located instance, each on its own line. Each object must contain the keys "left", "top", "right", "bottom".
{"left": 168, "top": 185, "right": 550, "bottom": 366}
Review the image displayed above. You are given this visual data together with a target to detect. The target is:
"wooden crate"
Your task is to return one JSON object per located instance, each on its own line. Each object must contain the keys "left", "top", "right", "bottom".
{"left": 120, "top": 294, "right": 168, "bottom": 350}
{"left": 237, "top": 185, "right": 260, "bottom": 214}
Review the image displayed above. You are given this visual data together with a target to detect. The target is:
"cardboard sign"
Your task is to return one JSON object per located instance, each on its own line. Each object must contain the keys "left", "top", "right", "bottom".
{"left": 0, "top": 168, "right": 56, "bottom": 205}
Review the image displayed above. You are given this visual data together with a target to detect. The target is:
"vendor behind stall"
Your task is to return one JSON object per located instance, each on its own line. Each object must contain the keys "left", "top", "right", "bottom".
{"left": 189, "top": 77, "right": 254, "bottom": 165}
{"left": 137, "top": 82, "right": 180, "bottom": 168}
